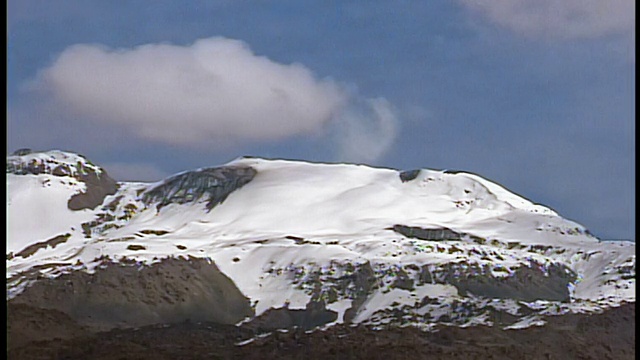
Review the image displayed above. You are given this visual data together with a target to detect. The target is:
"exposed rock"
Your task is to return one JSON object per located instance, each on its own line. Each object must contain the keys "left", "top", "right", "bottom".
{"left": 67, "top": 167, "right": 119, "bottom": 210}
{"left": 6, "top": 151, "right": 119, "bottom": 210}
{"left": 433, "top": 262, "right": 576, "bottom": 302}
{"left": 391, "top": 225, "right": 468, "bottom": 241}
{"left": 244, "top": 300, "right": 338, "bottom": 332}
{"left": 399, "top": 169, "right": 421, "bottom": 182}
{"left": 11, "top": 148, "right": 33, "bottom": 156}
{"left": 418, "top": 265, "right": 433, "bottom": 284}
{"left": 391, "top": 268, "right": 415, "bottom": 291}
{"left": 139, "top": 229, "right": 170, "bottom": 236}
{"left": 281, "top": 260, "right": 379, "bottom": 325}
{"left": 142, "top": 165, "right": 257, "bottom": 212}
{"left": 9, "top": 257, "right": 254, "bottom": 330}
{"left": 15, "top": 233, "right": 71, "bottom": 258}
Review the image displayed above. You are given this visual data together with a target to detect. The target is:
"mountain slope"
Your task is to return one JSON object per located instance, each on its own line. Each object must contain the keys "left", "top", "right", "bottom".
{"left": 6, "top": 150, "right": 635, "bottom": 332}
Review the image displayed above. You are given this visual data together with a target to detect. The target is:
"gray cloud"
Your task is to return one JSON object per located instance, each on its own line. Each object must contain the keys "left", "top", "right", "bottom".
{"left": 26, "top": 36, "right": 398, "bottom": 161}
{"left": 459, "top": 0, "right": 635, "bottom": 40}
{"left": 101, "top": 161, "right": 170, "bottom": 182}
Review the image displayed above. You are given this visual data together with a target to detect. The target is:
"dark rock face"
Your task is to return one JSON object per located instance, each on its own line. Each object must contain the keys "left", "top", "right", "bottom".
{"left": 245, "top": 301, "right": 338, "bottom": 332}
{"left": 391, "top": 225, "right": 468, "bottom": 241}
{"left": 9, "top": 257, "right": 254, "bottom": 330}
{"left": 286, "top": 261, "right": 377, "bottom": 325}
{"left": 442, "top": 263, "right": 576, "bottom": 302}
{"left": 328, "top": 262, "right": 378, "bottom": 324}
{"left": 67, "top": 168, "right": 119, "bottom": 210}
{"left": 399, "top": 169, "right": 421, "bottom": 182}
{"left": 12, "top": 148, "right": 32, "bottom": 156}
{"left": 6, "top": 153, "right": 119, "bottom": 210}
{"left": 142, "top": 165, "right": 257, "bottom": 212}
{"left": 14, "top": 233, "right": 71, "bottom": 259}
{"left": 389, "top": 225, "right": 577, "bottom": 302}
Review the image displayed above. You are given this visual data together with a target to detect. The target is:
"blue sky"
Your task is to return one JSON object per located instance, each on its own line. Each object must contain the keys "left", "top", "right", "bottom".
{"left": 7, "top": 0, "right": 635, "bottom": 240}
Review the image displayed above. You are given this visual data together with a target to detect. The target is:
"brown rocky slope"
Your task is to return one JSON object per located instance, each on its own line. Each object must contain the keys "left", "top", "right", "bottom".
{"left": 7, "top": 302, "right": 634, "bottom": 360}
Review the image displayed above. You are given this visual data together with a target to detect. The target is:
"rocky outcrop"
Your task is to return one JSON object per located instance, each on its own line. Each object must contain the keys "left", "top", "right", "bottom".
{"left": 281, "top": 256, "right": 576, "bottom": 329}
{"left": 391, "top": 225, "right": 469, "bottom": 241}
{"left": 13, "top": 233, "right": 71, "bottom": 259}
{"left": 11, "top": 148, "right": 33, "bottom": 156}
{"left": 437, "top": 262, "right": 576, "bottom": 302}
{"left": 6, "top": 150, "right": 119, "bottom": 210}
{"left": 142, "top": 165, "right": 257, "bottom": 212}
{"left": 399, "top": 169, "right": 421, "bottom": 182}
{"left": 244, "top": 300, "right": 338, "bottom": 332}
{"left": 9, "top": 257, "right": 254, "bottom": 330}
{"left": 67, "top": 168, "right": 119, "bottom": 210}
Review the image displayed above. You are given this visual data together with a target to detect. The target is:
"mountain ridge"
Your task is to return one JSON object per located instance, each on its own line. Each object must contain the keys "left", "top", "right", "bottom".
{"left": 6, "top": 149, "right": 635, "bottom": 336}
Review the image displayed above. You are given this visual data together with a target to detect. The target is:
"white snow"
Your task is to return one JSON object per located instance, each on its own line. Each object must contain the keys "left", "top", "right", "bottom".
{"left": 6, "top": 174, "right": 96, "bottom": 253}
{"left": 5, "top": 153, "right": 635, "bottom": 330}
{"left": 504, "top": 315, "right": 547, "bottom": 330}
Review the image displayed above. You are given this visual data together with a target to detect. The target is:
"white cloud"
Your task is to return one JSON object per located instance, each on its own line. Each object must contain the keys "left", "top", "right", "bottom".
{"left": 29, "top": 37, "right": 345, "bottom": 144}
{"left": 459, "top": 0, "right": 635, "bottom": 40}
{"left": 26, "top": 36, "right": 399, "bottom": 162}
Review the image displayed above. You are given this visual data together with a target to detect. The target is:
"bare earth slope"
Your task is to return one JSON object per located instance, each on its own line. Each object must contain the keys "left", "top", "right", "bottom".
{"left": 7, "top": 302, "right": 634, "bottom": 360}
{"left": 8, "top": 258, "right": 253, "bottom": 330}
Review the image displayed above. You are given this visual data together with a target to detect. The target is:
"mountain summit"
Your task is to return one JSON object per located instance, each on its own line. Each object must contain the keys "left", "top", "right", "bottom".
{"left": 6, "top": 150, "right": 635, "bottom": 333}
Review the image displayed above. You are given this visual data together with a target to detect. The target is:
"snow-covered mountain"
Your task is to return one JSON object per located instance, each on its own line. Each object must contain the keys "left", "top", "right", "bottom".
{"left": 6, "top": 150, "right": 635, "bottom": 332}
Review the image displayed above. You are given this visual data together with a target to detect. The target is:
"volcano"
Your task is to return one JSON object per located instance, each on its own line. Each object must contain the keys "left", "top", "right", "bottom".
{"left": 6, "top": 149, "right": 635, "bottom": 359}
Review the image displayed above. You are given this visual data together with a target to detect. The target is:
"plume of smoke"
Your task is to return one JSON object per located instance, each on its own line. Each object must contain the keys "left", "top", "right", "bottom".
{"left": 332, "top": 98, "right": 398, "bottom": 164}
